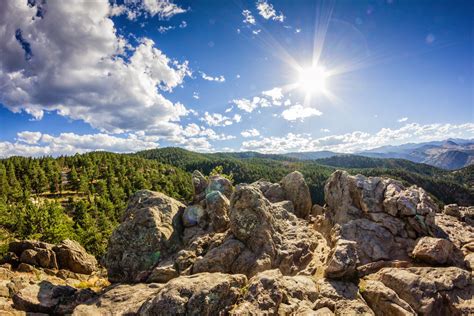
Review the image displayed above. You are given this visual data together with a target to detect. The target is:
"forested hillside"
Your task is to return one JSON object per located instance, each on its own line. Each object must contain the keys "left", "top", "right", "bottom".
{"left": 0, "top": 152, "right": 192, "bottom": 257}
{"left": 136, "top": 148, "right": 474, "bottom": 206}
{"left": 1, "top": 147, "right": 473, "bottom": 260}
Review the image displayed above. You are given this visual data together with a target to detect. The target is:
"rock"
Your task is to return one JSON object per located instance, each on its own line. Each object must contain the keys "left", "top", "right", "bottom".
{"left": 360, "top": 279, "right": 416, "bottom": 316}
{"left": 0, "top": 281, "right": 10, "bottom": 298}
{"left": 312, "top": 204, "right": 324, "bottom": 216}
{"left": 73, "top": 283, "right": 162, "bottom": 315}
{"left": 19, "top": 249, "right": 38, "bottom": 266}
{"left": 412, "top": 237, "right": 453, "bottom": 265}
{"left": 205, "top": 191, "right": 230, "bottom": 232}
{"left": 280, "top": 171, "right": 312, "bottom": 218}
{"left": 17, "top": 263, "right": 35, "bottom": 273}
{"left": 369, "top": 266, "right": 473, "bottom": 315}
{"left": 9, "top": 240, "right": 53, "bottom": 257}
{"left": 54, "top": 239, "right": 97, "bottom": 275}
{"left": 12, "top": 281, "right": 76, "bottom": 314}
{"left": 206, "top": 175, "right": 233, "bottom": 199}
{"left": 229, "top": 184, "right": 319, "bottom": 276}
{"left": 147, "top": 261, "right": 179, "bottom": 283}
{"left": 444, "top": 204, "right": 461, "bottom": 219}
{"left": 105, "top": 190, "right": 185, "bottom": 283}
{"left": 230, "top": 269, "right": 318, "bottom": 315}
{"left": 182, "top": 205, "right": 206, "bottom": 227}
{"left": 192, "top": 170, "right": 208, "bottom": 202}
{"left": 139, "top": 273, "right": 247, "bottom": 315}
{"left": 324, "top": 239, "right": 358, "bottom": 279}
{"left": 251, "top": 180, "right": 286, "bottom": 203}
{"left": 314, "top": 279, "right": 374, "bottom": 315}
{"left": 192, "top": 239, "right": 245, "bottom": 274}
{"left": 36, "top": 248, "right": 58, "bottom": 269}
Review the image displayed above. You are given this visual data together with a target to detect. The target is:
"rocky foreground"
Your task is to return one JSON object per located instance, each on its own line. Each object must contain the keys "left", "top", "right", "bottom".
{"left": 1, "top": 170, "right": 473, "bottom": 315}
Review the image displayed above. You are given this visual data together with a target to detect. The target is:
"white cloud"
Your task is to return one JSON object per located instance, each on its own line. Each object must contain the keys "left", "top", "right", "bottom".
{"left": 241, "top": 123, "right": 474, "bottom": 153}
{"left": 179, "top": 21, "right": 187, "bottom": 28}
{"left": 158, "top": 25, "right": 175, "bottom": 33}
{"left": 0, "top": 1, "right": 190, "bottom": 134}
{"left": 256, "top": 0, "right": 285, "bottom": 22}
{"left": 262, "top": 87, "right": 283, "bottom": 105}
{"left": 398, "top": 117, "right": 408, "bottom": 123}
{"left": 193, "top": 92, "right": 200, "bottom": 99}
{"left": 281, "top": 105, "right": 322, "bottom": 121}
{"left": 242, "top": 10, "right": 256, "bottom": 25}
{"left": 320, "top": 128, "right": 330, "bottom": 133}
{"left": 241, "top": 129, "right": 260, "bottom": 138}
{"left": 17, "top": 131, "right": 43, "bottom": 144}
{"left": 201, "top": 112, "right": 233, "bottom": 127}
{"left": 232, "top": 87, "right": 286, "bottom": 113}
{"left": 121, "top": 0, "right": 187, "bottom": 20}
{"left": 0, "top": 131, "right": 159, "bottom": 158}
{"left": 200, "top": 72, "right": 226, "bottom": 82}
{"left": 252, "top": 29, "right": 261, "bottom": 35}
{"left": 233, "top": 114, "right": 242, "bottom": 123}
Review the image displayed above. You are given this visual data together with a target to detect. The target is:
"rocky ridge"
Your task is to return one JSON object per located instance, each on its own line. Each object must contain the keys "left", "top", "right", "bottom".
{"left": 1, "top": 170, "right": 473, "bottom": 315}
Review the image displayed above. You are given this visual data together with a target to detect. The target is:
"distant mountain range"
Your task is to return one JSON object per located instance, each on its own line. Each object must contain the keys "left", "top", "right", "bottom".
{"left": 284, "top": 139, "right": 474, "bottom": 170}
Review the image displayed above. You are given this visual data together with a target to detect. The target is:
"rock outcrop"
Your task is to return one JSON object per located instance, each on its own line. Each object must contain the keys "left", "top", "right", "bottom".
{"left": 3, "top": 169, "right": 473, "bottom": 315}
{"left": 104, "top": 190, "right": 185, "bottom": 283}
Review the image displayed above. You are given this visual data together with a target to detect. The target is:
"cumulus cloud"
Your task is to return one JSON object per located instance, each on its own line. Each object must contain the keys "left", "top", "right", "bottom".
{"left": 232, "top": 87, "right": 287, "bottom": 113}
{"left": 256, "top": 0, "right": 285, "bottom": 22}
{"left": 158, "top": 25, "right": 175, "bottom": 33}
{"left": 119, "top": 0, "right": 187, "bottom": 21}
{"left": 0, "top": 131, "right": 159, "bottom": 158}
{"left": 398, "top": 117, "right": 408, "bottom": 123}
{"left": 281, "top": 105, "right": 322, "bottom": 121}
{"left": 201, "top": 112, "right": 234, "bottom": 127}
{"left": 241, "top": 123, "right": 474, "bottom": 153}
{"left": 0, "top": 1, "right": 190, "bottom": 133}
{"left": 242, "top": 9, "right": 256, "bottom": 25}
{"left": 200, "top": 72, "right": 225, "bottom": 82}
{"left": 241, "top": 129, "right": 260, "bottom": 138}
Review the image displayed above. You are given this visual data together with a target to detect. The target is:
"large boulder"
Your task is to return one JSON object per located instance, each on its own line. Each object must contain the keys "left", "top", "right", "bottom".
{"left": 138, "top": 273, "right": 247, "bottom": 315}
{"left": 54, "top": 240, "right": 97, "bottom": 274}
{"left": 367, "top": 267, "right": 473, "bottom": 315}
{"left": 192, "top": 170, "right": 208, "bottom": 203}
{"left": 230, "top": 269, "right": 318, "bottom": 315}
{"left": 280, "top": 171, "right": 312, "bottom": 218}
{"left": 73, "top": 283, "right": 162, "bottom": 315}
{"left": 206, "top": 175, "right": 233, "bottom": 199}
{"left": 412, "top": 237, "right": 453, "bottom": 265}
{"left": 105, "top": 190, "right": 185, "bottom": 283}
{"left": 322, "top": 171, "right": 439, "bottom": 267}
{"left": 205, "top": 191, "right": 230, "bottom": 232}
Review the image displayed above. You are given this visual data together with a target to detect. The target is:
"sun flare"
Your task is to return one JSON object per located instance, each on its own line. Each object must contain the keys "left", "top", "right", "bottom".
{"left": 298, "top": 66, "right": 328, "bottom": 95}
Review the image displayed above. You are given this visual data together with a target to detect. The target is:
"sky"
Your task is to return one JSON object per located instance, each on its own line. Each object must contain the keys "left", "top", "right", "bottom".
{"left": 0, "top": 0, "right": 473, "bottom": 157}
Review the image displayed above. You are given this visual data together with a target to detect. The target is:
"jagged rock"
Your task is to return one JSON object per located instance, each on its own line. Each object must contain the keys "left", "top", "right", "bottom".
{"left": 105, "top": 190, "right": 185, "bottom": 283}
{"left": 192, "top": 239, "right": 245, "bottom": 274}
{"left": 312, "top": 204, "right": 324, "bottom": 216}
{"left": 182, "top": 205, "right": 206, "bottom": 227}
{"left": 251, "top": 180, "right": 286, "bottom": 203}
{"left": 360, "top": 279, "right": 416, "bottom": 316}
{"left": 206, "top": 175, "right": 233, "bottom": 199}
{"left": 444, "top": 204, "right": 461, "bottom": 219}
{"left": 12, "top": 281, "right": 76, "bottom": 314}
{"left": 9, "top": 240, "right": 53, "bottom": 257}
{"left": 16, "top": 263, "right": 35, "bottom": 273}
{"left": 54, "top": 239, "right": 97, "bottom": 275}
{"left": 230, "top": 269, "right": 318, "bottom": 315}
{"left": 229, "top": 184, "right": 318, "bottom": 276}
{"left": 324, "top": 239, "right": 358, "bottom": 279}
{"left": 36, "top": 248, "right": 58, "bottom": 270}
{"left": 323, "top": 171, "right": 440, "bottom": 267}
{"left": 412, "top": 237, "right": 453, "bottom": 265}
{"left": 73, "top": 283, "right": 163, "bottom": 315}
{"left": 19, "top": 249, "right": 37, "bottom": 266}
{"left": 0, "top": 281, "right": 10, "bottom": 298}
{"left": 139, "top": 273, "right": 247, "bottom": 315}
{"left": 368, "top": 266, "right": 473, "bottom": 315}
{"left": 147, "top": 260, "right": 179, "bottom": 283}
{"left": 192, "top": 170, "right": 208, "bottom": 202}
{"left": 205, "top": 191, "right": 230, "bottom": 232}
{"left": 280, "top": 171, "right": 312, "bottom": 218}
{"left": 314, "top": 279, "right": 374, "bottom": 315}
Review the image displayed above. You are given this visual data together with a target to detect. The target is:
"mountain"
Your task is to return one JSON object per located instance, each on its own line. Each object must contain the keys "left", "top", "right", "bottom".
{"left": 282, "top": 150, "right": 340, "bottom": 160}
{"left": 357, "top": 138, "right": 474, "bottom": 170}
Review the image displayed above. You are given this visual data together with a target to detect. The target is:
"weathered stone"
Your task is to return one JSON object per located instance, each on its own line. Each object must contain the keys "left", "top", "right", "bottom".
{"left": 193, "top": 239, "right": 245, "bottom": 274}
{"left": 192, "top": 170, "right": 208, "bottom": 200}
{"left": 73, "top": 283, "right": 162, "bottom": 315}
{"left": 369, "top": 266, "right": 473, "bottom": 315}
{"left": 105, "top": 190, "right": 185, "bottom": 283}
{"left": 54, "top": 239, "right": 97, "bottom": 275}
{"left": 182, "top": 205, "right": 206, "bottom": 227}
{"left": 251, "top": 180, "right": 286, "bottom": 203}
{"left": 444, "top": 204, "right": 461, "bottom": 219}
{"left": 139, "top": 273, "right": 247, "bottom": 315}
{"left": 312, "top": 204, "right": 324, "bottom": 216}
{"left": 231, "top": 269, "right": 318, "bottom": 315}
{"left": 280, "top": 171, "right": 312, "bottom": 218}
{"left": 361, "top": 279, "right": 416, "bottom": 316}
{"left": 36, "top": 249, "right": 58, "bottom": 270}
{"left": 16, "top": 263, "right": 35, "bottom": 273}
{"left": 147, "top": 261, "right": 179, "bottom": 283}
{"left": 325, "top": 239, "right": 358, "bottom": 279}
{"left": 412, "top": 237, "right": 453, "bottom": 265}
{"left": 19, "top": 249, "right": 37, "bottom": 266}
{"left": 206, "top": 191, "right": 230, "bottom": 232}
{"left": 206, "top": 175, "right": 233, "bottom": 199}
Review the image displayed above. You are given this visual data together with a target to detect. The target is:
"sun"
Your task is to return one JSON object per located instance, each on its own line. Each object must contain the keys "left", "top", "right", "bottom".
{"left": 298, "top": 66, "right": 328, "bottom": 95}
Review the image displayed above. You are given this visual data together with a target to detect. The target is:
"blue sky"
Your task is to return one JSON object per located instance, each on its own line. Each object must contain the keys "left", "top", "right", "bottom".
{"left": 0, "top": 0, "right": 472, "bottom": 156}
